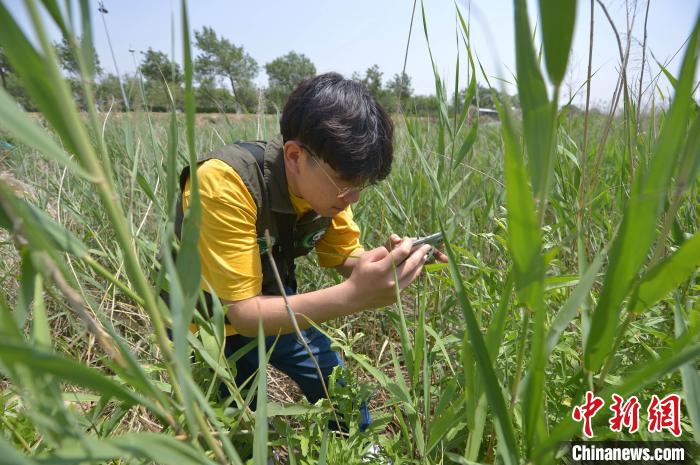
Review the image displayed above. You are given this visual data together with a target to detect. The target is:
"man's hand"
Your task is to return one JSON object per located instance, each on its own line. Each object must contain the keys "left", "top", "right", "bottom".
{"left": 386, "top": 233, "right": 449, "bottom": 264}
{"left": 345, "top": 237, "right": 432, "bottom": 310}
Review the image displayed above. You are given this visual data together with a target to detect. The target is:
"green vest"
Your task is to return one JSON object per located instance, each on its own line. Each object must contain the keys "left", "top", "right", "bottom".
{"left": 175, "top": 135, "right": 332, "bottom": 297}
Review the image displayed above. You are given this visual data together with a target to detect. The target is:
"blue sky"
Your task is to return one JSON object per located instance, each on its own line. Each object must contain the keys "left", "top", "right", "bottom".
{"left": 5, "top": 0, "right": 699, "bottom": 107}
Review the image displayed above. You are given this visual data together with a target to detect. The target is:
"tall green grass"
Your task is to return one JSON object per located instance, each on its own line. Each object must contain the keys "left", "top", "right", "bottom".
{"left": 0, "top": 1, "right": 698, "bottom": 464}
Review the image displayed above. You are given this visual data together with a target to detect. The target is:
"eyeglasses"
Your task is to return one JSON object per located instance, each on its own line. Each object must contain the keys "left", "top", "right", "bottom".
{"left": 297, "top": 143, "right": 368, "bottom": 199}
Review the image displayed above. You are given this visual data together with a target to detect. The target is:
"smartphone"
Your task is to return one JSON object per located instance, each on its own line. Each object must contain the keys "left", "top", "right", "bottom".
{"left": 411, "top": 232, "right": 444, "bottom": 249}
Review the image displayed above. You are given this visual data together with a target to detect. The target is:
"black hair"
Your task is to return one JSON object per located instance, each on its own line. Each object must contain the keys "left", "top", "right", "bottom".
{"left": 280, "top": 72, "right": 394, "bottom": 184}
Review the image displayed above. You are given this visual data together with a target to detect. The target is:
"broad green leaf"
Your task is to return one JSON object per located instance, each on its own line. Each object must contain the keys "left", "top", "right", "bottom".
{"left": 443, "top": 235, "right": 520, "bottom": 465}
{"left": 0, "top": 292, "right": 23, "bottom": 341}
{"left": 37, "top": 1, "right": 70, "bottom": 37}
{"left": 180, "top": 372, "right": 246, "bottom": 465}
{"left": 0, "top": 341, "right": 145, "bottom": 408}
{"left": 546, "top": 247, "right": 606, "bottom": 357}
{"left": 166, "top": 90, "right": 180, "bottom": 216}
{"left": 674, "top": 301, "right": 700, "bottom": 445}
{"left": 454, "top": 114, "right": 478, "bottom": 168}
{"left": 629, "top": 231, "right": 700, "bottom": 313}
{"left": 253, "top": 318, "right": 269, "bottom": 465}
{"left": 318, "top": 427, "right": 330, "bottom": 465}
{"left": 16, "top": 249, "right": 38, "bottom": 329}
{"left": 176, "top": 0, "right": 201, "bottom": 322}
{"left": 445, "top": 453, "right": 487, "bottom": 465}
{"left": 427, "top": 390, "right": 464, "bottom": 454}
{"left": 36, "top": 433, "right": 217, "bottom": 465}
{"left": 266, "top": 402, "right": 327, "bottom": 417}
{"left": 0, "top": 436, "right": 38, "bottom": 465}
{"left": 161, "top": 230, "right": 199, "bottom": 437}
{"left": 538, "top": 0, "right": 577, "bottom": 85}
{"left": 535, "top": 339, "right": 700, "bottom": 461}
{"left": 496, "top": 80, "right": 547, "bottom": 453}
{"left": 585, "top": 17, "right": 700, "bottom": 372}
{"left": 24, "top": 202, "right": 90, "bottom": 257}
{"left": 30, "top": 272, "right": 50, "bottom": 347}
{"left": 485, "top": 271, "right": 514, "bottom": 358}
{"left": 0, "top": 88, "right": 91, "bottom": 180}
{"left": 0, "top": 4, "right": 81, "bottom": 157}
{"left": 513, "top": 0, "right": 555, "bottom": 203}
{"left": 136, "top": 173, "right": 158, "bottom": 204}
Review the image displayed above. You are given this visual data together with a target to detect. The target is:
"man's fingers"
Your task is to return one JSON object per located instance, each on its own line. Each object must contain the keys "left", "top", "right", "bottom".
{"left": 363, "top": 245, "right": 390, "bottom": 263}
{"left": 397, "top": 244, "right": 430, "bottom": 287}
{"left": 386, "top": 233, "right": 402, "bottom": 251}
{"left": 384, "top": 237, "right": 414, "bottom": 267}
{"left": 396, "top": 244, "right": 431, "bottom": 277}
{"left": 399, "top": 260, "right": 425, "bottom": 288}
{"left": 433, "top": 249, "right": 449, "bottom": 263}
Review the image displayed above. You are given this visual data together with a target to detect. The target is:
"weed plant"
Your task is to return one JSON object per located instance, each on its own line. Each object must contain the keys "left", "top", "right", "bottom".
{"left": 0, "top": 1, "right": 698, "bottom": 464}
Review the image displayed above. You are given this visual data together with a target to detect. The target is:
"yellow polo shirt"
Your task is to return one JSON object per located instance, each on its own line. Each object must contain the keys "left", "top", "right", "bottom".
{"left": 182, "top": 159, "right": 361, "bottom": 335}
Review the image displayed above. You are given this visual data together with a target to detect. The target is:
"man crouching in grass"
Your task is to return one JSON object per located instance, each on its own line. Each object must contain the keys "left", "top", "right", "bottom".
{"left": 174, "top": 72, "right": 447, "bottom": 443}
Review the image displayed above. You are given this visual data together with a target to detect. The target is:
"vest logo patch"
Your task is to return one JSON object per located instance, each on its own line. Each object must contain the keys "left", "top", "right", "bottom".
{"left": 301, "top": 229, "right": 326, "bottom": 249}
{"left": 257, "top": 236, "right": 276, "bottom": 254}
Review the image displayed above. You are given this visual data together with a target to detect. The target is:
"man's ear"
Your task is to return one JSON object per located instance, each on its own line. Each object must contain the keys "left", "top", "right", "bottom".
{"left": 283, "top": 141, "right": 304, "bottom": 176}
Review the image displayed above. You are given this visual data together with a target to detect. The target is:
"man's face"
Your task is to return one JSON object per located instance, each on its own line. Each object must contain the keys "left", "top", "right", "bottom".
{"left": 285, "top": 141, "right": 365, "bottom": 217}
{"left": 307, "top": 155, "right": 364, "bottom": 216}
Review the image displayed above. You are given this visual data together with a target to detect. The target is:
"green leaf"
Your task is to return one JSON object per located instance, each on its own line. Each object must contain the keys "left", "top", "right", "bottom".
{"left": 318, "top": 427, "right": 330, "bottom": 465}
{"left": 16, "top": 249, "right": 38, "bottom": 329}
{"left": 443, "top": 234, "right": 520, "bottom": 465}
{"left": 584, "top": 17, "right": 700, "bottom": 373}
{"left": 444, "top": 453, "right": 487, "bottom": 465}
{"left": 30, "top": 271, "right": 50, "bottom": 347}
{"left": 513, "top": 0, "right": 555, "bottom": 203}
{"left": 0, "top": 341, "right": 144, "bottom": 408}
{"left": 629, "top": 231, "right": 700, "bottom": 313}
{"left": 427, "top": 392, "right": 464, "bottom": 454}
{"left": 496, "top": 78, "right": 547, "bottom": 453}
{"left": 176, "top": 0, "right": 201, "bottom": 320}
{"left": 673, "top": 302, "right": 700, "bottom": 445}
{"left": 538, "top": 0, "right": 577, "bottom": 85}
{"left": 24, "top": 202, "right": 90, "bottom": 257}
{"left": 0, "top": 436, "right": 38, "bottom": 465}
{"left": 0, "top": 292, "right": 23, "bottom": 341}
{"left": 0, "top": 88, "right": 91, "bottom": 180}
{"left": 36, "top": 433, "right": 217, "bottom": 465}
{"left": 546, "top": 247, "right": 606, "bottom": 357}
{"left": 484, "top": 270, "right": 513, "bottom": 365}
{"left": 253, "top": 319, "right": 269, "bottom": 465}
{"left": 266, "top": 402, "right": 327, "bottom": 417}
{"left": 535, "top": 339, "right": 700, "bottom": 461}
{"left": 136, "top": 173, "right": 158, "bottom": 204}
{"left": 0, "top": 5, "right": 66, "bottom": 140}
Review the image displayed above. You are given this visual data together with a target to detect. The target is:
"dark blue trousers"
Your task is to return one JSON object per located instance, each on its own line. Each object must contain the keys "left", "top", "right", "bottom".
{"left": 221, "top": 325, "right": 371, "bottom": 432}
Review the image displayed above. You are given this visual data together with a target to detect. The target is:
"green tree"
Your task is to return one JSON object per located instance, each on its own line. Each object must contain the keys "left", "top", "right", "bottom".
{"left": 264, "top": 51, "right": 316, "bottom": 112}
{"left": 195, "top": 76, "right": 236, "bottom": 113}
{"left": 53, "top": 36, "right": 102, "bottom": 77}
{"left": 352, "top": 64, "right": 384, "bottom": 103}
{"left": 464, "top": 83, "right": 519, "bottom": 110}
{"left": 385, "top": 71, "right": 412, "bottom": 111}
{"left": 95, "top": 73, "right": 126, "bottom": 111}
{"left": 194, "top": 26, "right": 258, "bottom": 113}
{"left": 407, "top": 94, "right": 440, "bottom": 116}
{"left": 0, "top": 46, "right": 32, "bottom": 109}
{"left": 236, "top": 81, "right": 260, "bottom": 113}
{"left": 139, "top": 48, "right": 182, "bottom": 84}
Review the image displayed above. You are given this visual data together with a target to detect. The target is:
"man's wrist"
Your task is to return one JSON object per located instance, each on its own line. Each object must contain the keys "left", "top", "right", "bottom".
{"left": 334, "top": 279, "right": 367, "bottom": 314}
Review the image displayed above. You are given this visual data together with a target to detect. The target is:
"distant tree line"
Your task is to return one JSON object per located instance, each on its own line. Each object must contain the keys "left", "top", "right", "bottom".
{"left": 0, "top": 29, "right": 518, "bottom": 115}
